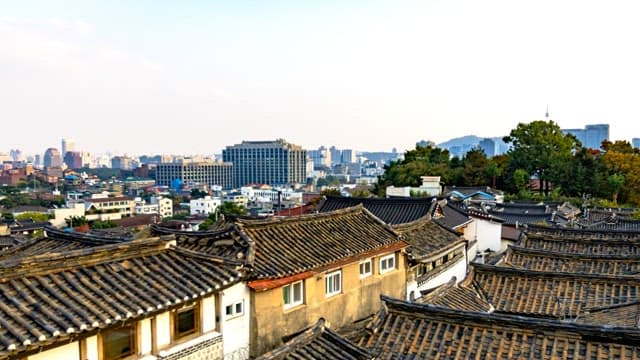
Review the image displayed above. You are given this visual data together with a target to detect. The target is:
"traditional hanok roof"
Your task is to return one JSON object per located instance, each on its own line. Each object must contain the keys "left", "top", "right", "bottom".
{"left": 417, "top": 277, "right": 493, "bottom": 312}
{"left": 487, "top": 211, "right": 554, "bottom": 226}
{"left": 490, "top": 203, "right": 550, "bottom": 215}
{"left": 582, "top": 216, "right": 640, "bottom": 233}
{"left": 525, "top": 224, "right": 640, "bottom": 240}
{"left": 519, "top": 234, "right": 640, "bottom": 255}
{"left": 317, "top": 195, "right": 434, "bottom": 225}
{"left": 255, "top": 318, "right": 373, "bottom": 360}
{"left": 576, "top": 302, "right": 640, "bottom": 328}
{"left": 472, "top": 263, "right": 640, "bottom": 318}
{"left": 435, "top": 203, "right": 472, "bottom": 230}
{"left": 358, "top": 296, "right": 640, "bottom": 359}
{"left": 501, "top": 245, "right": 640, "bottom": 275}
{"left": 0, "top": 226, "right": 131, "bottom": 261}
{"left": 238, "top": 205, "right": 405, "bottom": 283}
{"left": 0, "top": 237, "right": 245, "bottom": 358}
{"left": 150, "top": 224, "right": 255, "bottom": 264}
{"left": 392, "top": 216, "right": 464, "bottom": 261}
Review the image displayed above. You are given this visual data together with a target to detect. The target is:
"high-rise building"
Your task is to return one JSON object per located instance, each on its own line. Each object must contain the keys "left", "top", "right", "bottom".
{"left": 43, "top": 148, "right": 63, "bottom": 167}
{"left": 64, "top": 151, "right": 83, "bottom": 169}
{"left": 563, "top": 124, "right": 609, "bottom": 149}
{"left": 308, "top": 146, "right": 331, "bottom": 168}
{"left": 341, "top": 149, "right": 356, "bottom": 163}
{"left": 585, "top": 124, "right": 609, "bottom": 150}
{"left": 479, "top": 138, "right": 496, "bottom": 157}
{"left": 222, "top": 139, "right": 307, "bottom": 187}
{"left": 111, "top": 156, "right": 135, "bottom": 170}
{"left": 61, "top": 138, "right": 75, "bottom": 157}
{"left": 81, "top": 152, "right": 92, "bottom": 168}
{"left": 562, "top": 129, "right": 586, "bottom": 146}
{"left": 156, "top": 160, "right": 233, "bottom": 189}
{"left": 633, "top": 138, "right": 640, "bottom": 149}
{"left": 329, "top": 146, "right": 341, "bottom": 166}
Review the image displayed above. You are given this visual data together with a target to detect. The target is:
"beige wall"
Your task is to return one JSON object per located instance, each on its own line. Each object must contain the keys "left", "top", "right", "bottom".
{"left": 250, "top": 250, "right": 406, "bottom": 357}
{"left": 29, "top": 341, "right": 79, "bottom": 360}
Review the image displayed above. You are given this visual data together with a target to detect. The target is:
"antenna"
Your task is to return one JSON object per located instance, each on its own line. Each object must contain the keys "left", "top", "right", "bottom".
{"left": 545, "top": 105, "right": 549, "bottom": 120}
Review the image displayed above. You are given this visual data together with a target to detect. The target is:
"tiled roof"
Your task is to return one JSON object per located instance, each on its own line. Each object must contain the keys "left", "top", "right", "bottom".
{"left": 487, "top": 211, "right": 553, "bottom": 226}
{"left": 501, "top": 225, "right": 522, "bottom": 241}
{"left": 520, "top": 233, "right": 640, "bottom": 255}
{"left": 238, "top": 205, "right": 405, "bottom": 281}
{"left": 0, "top": 237, "right": 244, "bottom": 358}
{"left": 582, "top": 216, "right": 640, "bottom": 232}
{"left": 526, "top": 224, "right": 640, "bottom": 239}
{"left": 317, "top": 196, "right": 434, "bottom": 225}
{"left": 416, "top": 277, "right": 493, "bottom": 312}
{"left": 435, "top": 203, "right": 472, "bottom": 230}
{"left": 358, "top": 296, "right": 640, "bottom": 359}
{"left": 501, "top": 245, "right": 640, "bottom": 275}
{"left": 7, "top": 206, "right": 49, "bottom": 213}
{"left": 472, "top": 264, "right": 640, "bottom": 318}
{"left": 392, "top": 216, "right": 464, "bottom": 261}
{"left": 576, "top": 302, "right": 640, "bottom": 328}
{"left": 85, "top": 196, "right": 133, "bottom": 203}
{"left": 255, "top": 318, "right": 373, "bottom": 360}
{"left": 150, "top": 224, "right": 255, "bottom": 264}
{"left": 0, "top": 226, "right": 132, "bottom": 261}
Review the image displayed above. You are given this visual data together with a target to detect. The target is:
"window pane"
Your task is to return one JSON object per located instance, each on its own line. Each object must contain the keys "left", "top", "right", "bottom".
{"left": 103, "top": 326, "right": 134, "bottom": 360}
{"left": 225, "top": 305, "right": 233, "bottom": 316}
{"left": 235, "top": 302, "right": 243, "bottom": 314}
{"left": 293, "top": 282, "right": 302, "bottom": 302}
{"left": 177, "top": 308, "right": 196, "bottom": 336}
{"left": 283, "top": 285, "right": 291, "bottom": 305}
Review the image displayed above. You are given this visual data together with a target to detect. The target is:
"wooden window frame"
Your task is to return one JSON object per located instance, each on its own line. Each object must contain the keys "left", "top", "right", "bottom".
{"left": 171, "top": 302, "right": 201, "bottom": 342}
{"left": 99, "top": 323, "right": 137, "bottom": 360}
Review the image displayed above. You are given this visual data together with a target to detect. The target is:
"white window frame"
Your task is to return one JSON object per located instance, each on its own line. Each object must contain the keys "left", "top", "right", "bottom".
{"left": 359, "top": 259, "right": 373, "bottom": 278}
{"left": 379, "top": 254, "right": 396, "bottom": 274}
{"left": 283, "top": 281, "right": 304, "bottom": 309}
{"left": 225, "top": 300, "right": 244, "bottom": 319}
{"left": 325, "top": 270, "right": 342, "bottom": 297}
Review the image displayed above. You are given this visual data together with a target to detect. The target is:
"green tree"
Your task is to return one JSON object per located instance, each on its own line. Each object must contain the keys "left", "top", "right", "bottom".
{"left": 486, "top": 160, "right": 503, "bottom": 189}
{"left": 15, "top": 212, "right": 51, "bottom": 222}
{"left": 513, "top": 168, "right": 529, "bottom": 193}
{"left": 503, "top": 120, "right": 579, "bottom": 196}
{"left": 65, "top": 216, "right": 88, "bottom": 227}
{"left": 462, "top": 148, "right": 489, "bottom": 186}
{"left": 92, "top": 220, "right": 117, "bottom": 229}
{"left": 218, "top": 202, "right": 248, "bottom": 216}
{"left": 607, "top": 173, "right": 625, "bottom": 205}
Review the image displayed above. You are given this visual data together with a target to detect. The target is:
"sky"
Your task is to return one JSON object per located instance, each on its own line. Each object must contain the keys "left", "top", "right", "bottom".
{"left": 2, "top": 0, "right": 640, "bottom": 156}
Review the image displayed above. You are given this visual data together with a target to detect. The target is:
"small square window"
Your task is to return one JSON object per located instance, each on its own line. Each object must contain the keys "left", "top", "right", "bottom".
{"left": 283, "top": 281, "right": 304, "bottom": 309}
{"left": 359, "top": 259, "right": 372, "bottom": 278}
{"left": 174, "top": 304, "right": 199, "bottom": 340}
{"left": 102, "top": 324, "right": 136, "bottom": 360}
{"left": 225, "top": 300, "right": 244, "bottom": 319}
{"left": 380, "top": 254, "right": 396, "bottom": 274}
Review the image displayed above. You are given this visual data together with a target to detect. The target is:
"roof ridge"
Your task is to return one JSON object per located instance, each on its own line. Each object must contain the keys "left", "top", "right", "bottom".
{"left": 237, "top": 204, "right": 366, "bottom": 227}
{"left": 473, "top": 263, "right": 640, "bottom": 282}
{"left": 508, "top": 244, "right": 640, "bottom": 260}
{"left": 0, "top": 236, "right": 173, "bottom": 280}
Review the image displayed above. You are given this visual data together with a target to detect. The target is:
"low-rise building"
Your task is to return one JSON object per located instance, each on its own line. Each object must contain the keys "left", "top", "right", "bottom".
{"left": 190, "top": 196, "right": 221, "bottom": 216}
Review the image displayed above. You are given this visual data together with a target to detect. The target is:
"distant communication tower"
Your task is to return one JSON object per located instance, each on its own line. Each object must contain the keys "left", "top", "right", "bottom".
{"left": 545, "top": 105, "right": 549, "bottom": 120}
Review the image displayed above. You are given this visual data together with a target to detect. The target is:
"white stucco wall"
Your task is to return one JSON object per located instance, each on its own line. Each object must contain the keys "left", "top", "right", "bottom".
{"left": 30, "top": 341, "right": 79, "bottom": 360}
{"left": 140, "top": 318, "right": 152, "bottom": 355}
{"left": 86, "top": 335, "right": 98, "bottom": 360}
{"left": 201, "top": 295, "right": 216, "bottom": 333}
{"left": 156, "top": 311, "right": 171, "bottom": 349}
{"left": 220, "top": 283, "right": 250, "bottom": 358}
{"left": 474, "top": 218, "right": 502, "bottom": 252}
{"left": 409, "top": 255, "right": 468, "bottom": 301}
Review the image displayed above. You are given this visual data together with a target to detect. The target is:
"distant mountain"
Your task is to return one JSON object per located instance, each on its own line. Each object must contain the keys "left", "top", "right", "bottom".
{"left": 437, "top": 135, "right": 483, "bottom": 149}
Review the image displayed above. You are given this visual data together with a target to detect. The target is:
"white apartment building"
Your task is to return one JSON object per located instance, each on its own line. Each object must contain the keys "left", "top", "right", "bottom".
{"left": 190, "top": 196, "right": 222, "bottom": 216}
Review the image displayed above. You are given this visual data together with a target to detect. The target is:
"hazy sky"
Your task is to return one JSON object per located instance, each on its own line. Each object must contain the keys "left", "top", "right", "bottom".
{"left": 2, "top": 0, "right": 639, "bottom": 156}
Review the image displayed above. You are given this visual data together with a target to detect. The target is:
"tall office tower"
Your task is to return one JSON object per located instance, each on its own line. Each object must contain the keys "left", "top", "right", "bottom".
{"left": 156, "top": 160, "right": 233, "bottom": 189}
{"left": 479, "top": 138, "right": 496, "bottom": 157}
{"left": 562, "top": 129, "right": 587, "bottom": 146}
{"left": 341, "top": 149, "right": 356, "bottom": 163}
{"left": 329, "top": 146, "right": 341, "bottom": 166}
{"left": 308, "top": 146, "right": 332, "bottom": 168}
{"left": 63, "top": 151, "right": 83, "bottom": 169}
{"left": 43, "top": 148, "right": 63, "bottom": 167}
{"left": 584, "top": 124, "right": 610, "bottom": 150}
{"left": 81, "top": 152, "right": 92, "bottom": 168}
{"left": 633, "top": 138, "right": 640, "bottom": 149}
{"left": 223, "top": 139, "right": 307, "bottom": 187}
{"left": 61, "top": 138, "right": 75, "bottom": 157}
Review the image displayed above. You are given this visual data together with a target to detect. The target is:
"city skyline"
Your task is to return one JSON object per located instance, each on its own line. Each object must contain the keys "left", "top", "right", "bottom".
{"left": 2, "top": 1, "right": 640, "bottom": 154}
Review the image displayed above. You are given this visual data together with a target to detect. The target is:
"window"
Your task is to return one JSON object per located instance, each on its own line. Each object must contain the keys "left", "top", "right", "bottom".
{"left": 359, "top": 259, "right": 372, "bottom": 278}
{"left": 174, "top": 304, "right": 200, "bottom": 340}
{"left": 325, "top": 270, "right": 342, "bottom": 297}
{"left": 102, "top": 324, "right": 136, "bottom": 360}
{"left": 379, "top": 254, "right": 396, "bottom": 274}
{"left": 225, "top": 300, "right": 244, "bottom": 319}
{"left": 283, "top": 281, "right": 304, "bottom": 309}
